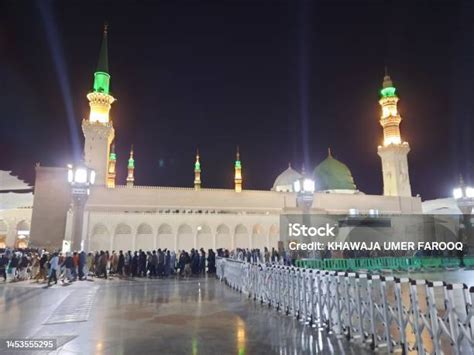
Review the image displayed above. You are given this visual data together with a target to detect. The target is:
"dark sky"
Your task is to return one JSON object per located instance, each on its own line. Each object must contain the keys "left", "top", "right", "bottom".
{"left": 0, "top": 0, "right": 473, "bottom": 200}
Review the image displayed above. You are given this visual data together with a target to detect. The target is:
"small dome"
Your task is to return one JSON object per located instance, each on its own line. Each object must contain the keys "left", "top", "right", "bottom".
{"left": 272, "top": 164, "right": 302, "bottom": 192}
{"left": 313, "top": 150, "right": 356, "bottom": 191}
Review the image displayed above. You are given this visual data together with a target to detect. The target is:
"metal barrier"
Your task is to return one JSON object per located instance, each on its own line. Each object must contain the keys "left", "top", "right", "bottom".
{"left": 217, "top": 257, "right": 474, "bottom": 354}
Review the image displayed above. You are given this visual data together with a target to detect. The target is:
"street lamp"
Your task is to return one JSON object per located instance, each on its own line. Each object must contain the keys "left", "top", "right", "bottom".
{"left": 67, "top": 164, "right": 95, "bottom": 251}
{"left": 453, "top": 176, "right": 474, "bottom": 256}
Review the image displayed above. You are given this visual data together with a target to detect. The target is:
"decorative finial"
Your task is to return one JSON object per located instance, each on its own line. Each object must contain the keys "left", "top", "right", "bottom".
{"left": 130, "top": 144, "right": 134, "bottom": 156}
{"left": 288, "top": 162, "right": 292, "bottom": 169}
{"left": 328, "top": 147, "right": 332, "bottom": 157}
{"left": 382, "top": 67, "right": 393, "bottom": 88}
{"left": 236, "top": 145, "right": 240, "bottom": 160}
{"left": 103, "top": 22, "right": 108, "bottom": 35}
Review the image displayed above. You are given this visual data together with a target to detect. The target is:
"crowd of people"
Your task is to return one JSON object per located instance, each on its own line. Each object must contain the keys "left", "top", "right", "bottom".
{"left": 0, "top": 246, "right": 294, "bottom": 287}
{"left": 0, "top": 248, "right": 220, "bottom": 286}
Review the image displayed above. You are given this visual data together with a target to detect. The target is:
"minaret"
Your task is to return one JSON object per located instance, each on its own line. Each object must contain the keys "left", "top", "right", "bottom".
{"left": 126, "top": 145, "right": 135, "bottom": 187}
{"left": 234, "top": 146, "right": 242, "bottom": 192}
{"left": 107, "top": 143, "right": 117, "bottom": 188}
{"left": 82, "top": 24, "right": 116, "bottom": 185}
{"left": 194, "top": 149, "right": 201, "bottom": 190}
{"left": 377, "top": 70, "right": 412, "bottom": 197}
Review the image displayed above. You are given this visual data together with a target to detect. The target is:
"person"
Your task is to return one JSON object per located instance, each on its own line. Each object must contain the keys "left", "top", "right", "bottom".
{"left": 131, "top": 251, "right": 138, "bottom": 277}
{"left": 178, "top": 251, "right": 186, "bottom": 276}
{"left": 78, "top": 251, "right": 86, "bottom": 280}
{"left": 47, "top": 252, "right": 59, "bottom": 286}
{"left": 184, "top": 252, "right": 192, "bottom": 278}
{"left": 30, "top": 253, "right": 39, "bottom": 280}
{"left": 150, "top": 250, "right": 158, "bottom": 278}
{"left": 124, "top": 251, "right": 131, "bottom": 276}
{"left": 170, "top": 251, "right": 176, "bottom": 275}
{"left": 157, "top": 249, "right": 164, "bottom": 277}
{"left": 164, "top": 250, "right": 171, "bottom": 277}
{"left": 207, "top": 249, "right": 216, "bottom": 274}
{"left": 111, "top": 250, "right": 118, "bottom": 275}
{"left": 62, "top": 252, "right": 74, "bottom": 283}
{"left": 117, "top": 250, "right": 124, "bottom": 276}
{"left": 86, "top": 252, "right": 94, "bottom": 278}
{"left": 72, "top": 251, "right": 79, "bottom": 280}
{"left": 8, "top": 253, "right": 19, "bottom": 282}
{"left": 98, "top": 251, "right": 108, "bottom": 279}
{"left": 0, "top": 253, "right": 8, "bottom": 281}
{"left": 199, "top": 248, "right": 206, "bottom": 274}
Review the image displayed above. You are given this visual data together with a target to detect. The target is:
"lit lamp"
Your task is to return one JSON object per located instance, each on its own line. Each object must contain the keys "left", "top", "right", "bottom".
{"left": 294, "top": 177, "right": 315, "bottom": 212}
{"left": 67, "top": 164, "right": 95, "bottom": 251}
{"left": 453, "top": 176, "right": 474, "bottom": 255}
{"left": 294, "top": 176, "right": 316, "bottom": 258}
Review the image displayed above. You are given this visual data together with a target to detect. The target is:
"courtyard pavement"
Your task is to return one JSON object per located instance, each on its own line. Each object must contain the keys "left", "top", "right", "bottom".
{"left": 0, "top": 276, "right": 371, "bottom": 355}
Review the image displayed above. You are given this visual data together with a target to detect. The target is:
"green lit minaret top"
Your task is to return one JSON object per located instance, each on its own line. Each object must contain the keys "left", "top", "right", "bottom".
{"left": 128, "top": 145, "right": 135, "bottom": 168}
{"left": 380, "top": 67, "right": 397, "bottom": 98}
{"left": 194, "top": 149, "right": 201, "bottom": 172}
{"left": 93, "top": 24, "right": 111, "bottom": 95}
{"left": 109, "top": 143, "right": 116, "bottom": 161}
{"left": 235, "top": 147, "right": 241, "bottom": 169}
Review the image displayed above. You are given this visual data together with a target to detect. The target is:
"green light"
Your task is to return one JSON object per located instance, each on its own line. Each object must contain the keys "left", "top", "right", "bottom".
{"left": 109, "top": 152, "right": 116, "bottom": 161}
{"left": 380, "top": 86, "right": 396, "bottom": 98}
{"left": 128, "top": 158, "right": 134, "bottom": 168}
{"left": 235, "top": 160, "right": 241, "bottom": 169}
{"left": 195, "top": 161, "right": 201, "bottom": 171}
{"left": 93, "top": 71, "right": 110, "bottom": 94}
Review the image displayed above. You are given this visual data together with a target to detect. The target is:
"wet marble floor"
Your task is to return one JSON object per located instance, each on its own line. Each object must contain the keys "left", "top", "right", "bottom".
{"left": 0, "top": 276, "right": 372, "bottom": 355}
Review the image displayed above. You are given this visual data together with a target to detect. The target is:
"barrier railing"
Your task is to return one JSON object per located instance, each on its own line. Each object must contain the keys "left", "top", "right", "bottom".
{"left": 217, "top": 258, "right": 474, "bottom": 354}
{"left": 295, "top": 256, "right": 472, "bottom": 272}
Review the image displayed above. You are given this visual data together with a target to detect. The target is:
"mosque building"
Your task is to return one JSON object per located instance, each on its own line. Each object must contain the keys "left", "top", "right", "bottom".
{"left": 3, "top": 28, "right": 460, "bottom": 252}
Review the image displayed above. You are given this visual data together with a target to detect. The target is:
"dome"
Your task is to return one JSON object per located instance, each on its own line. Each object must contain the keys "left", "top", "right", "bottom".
{"left": 272, "top": 164, "right": 302, "bottom": 192}
{"left": 313, "top": 150, "right": 356, "bottom": 191}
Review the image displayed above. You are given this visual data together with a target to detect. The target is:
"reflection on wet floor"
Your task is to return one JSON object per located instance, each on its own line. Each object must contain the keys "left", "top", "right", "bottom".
{"left": 4, "top": 270, "right": 472, "bottom": 354}
{"left": 0, "top": 277, "right": 372, "bottom": 354}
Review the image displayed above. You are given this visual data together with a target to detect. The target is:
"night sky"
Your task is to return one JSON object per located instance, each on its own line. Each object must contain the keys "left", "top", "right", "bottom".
{"left": 1, "top": 0, "right": 473, "bottom": 199}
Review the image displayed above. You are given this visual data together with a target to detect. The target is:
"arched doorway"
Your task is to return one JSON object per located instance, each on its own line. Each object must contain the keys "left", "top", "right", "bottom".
{"left": 251, "top": 224, "right": 266, "bottom": 250}
{"left": 136, "top": 223, "right": 154, "bottom": 251}
{"left": 177, "top": 224, "right": 193, "bottom": 251}
{"left": 90, "top": 224, "right": 110, "bottom": 252}
{"left": 0, "top": 220, "right": 7, "bottom": 249}
{"left": 196, "top": 224, "right": 212, "bottom": 250}
{"left": 15, "top": 220, "right": 30, "bottom": 249}
{"left": 269, "top": 224, "right": 279, "bottom": 249}
{"left": 114, "top": 223, "right": 133, "bottom": 252}
{"left": 216, "top": 224, "right": 231, "bottom": 250}
{"left": 157, "top": 224, "right": 174, "bottom": 250}
{"left": 234, "top": 224, "right": 249, "bottom": 249}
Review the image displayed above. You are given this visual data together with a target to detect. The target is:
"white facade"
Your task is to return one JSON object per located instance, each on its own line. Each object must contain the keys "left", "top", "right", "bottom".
{"left": 63, "top": 184, "right": 423, "bottom": 252}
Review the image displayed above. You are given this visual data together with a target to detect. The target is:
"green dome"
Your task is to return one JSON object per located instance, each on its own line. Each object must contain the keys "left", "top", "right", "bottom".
{"left": 313, "top": 150, "right": 356, "bottom": 191}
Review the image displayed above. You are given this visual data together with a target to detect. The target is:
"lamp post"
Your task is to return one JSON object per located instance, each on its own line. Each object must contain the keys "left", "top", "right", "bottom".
{"left": 67, "top": 164, "right": 95, "bottom": 251}
{"left": 293, "top": 176, "right": 315, "bottom": 258}
{"left": 453, "top": 176, "right": 474, "bottom": 256}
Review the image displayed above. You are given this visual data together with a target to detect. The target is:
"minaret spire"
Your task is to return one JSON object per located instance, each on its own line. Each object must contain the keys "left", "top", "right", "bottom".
{"left": 83, "top": 25, "right": 116, "bottom": 185}
{"left": 234, "top": 146, "right": 242, "bottom": 192}
{"left": 107, "top": 142, "right": 117, "bottom": 188}
{"left": 126, "top": 145, "right": 135, "bottom": 187}
{"left": 377, "top": 70, "right": 412, "bottom": 196}
{"left": 194, "top": 148, "right": 201, "bottom": 190}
